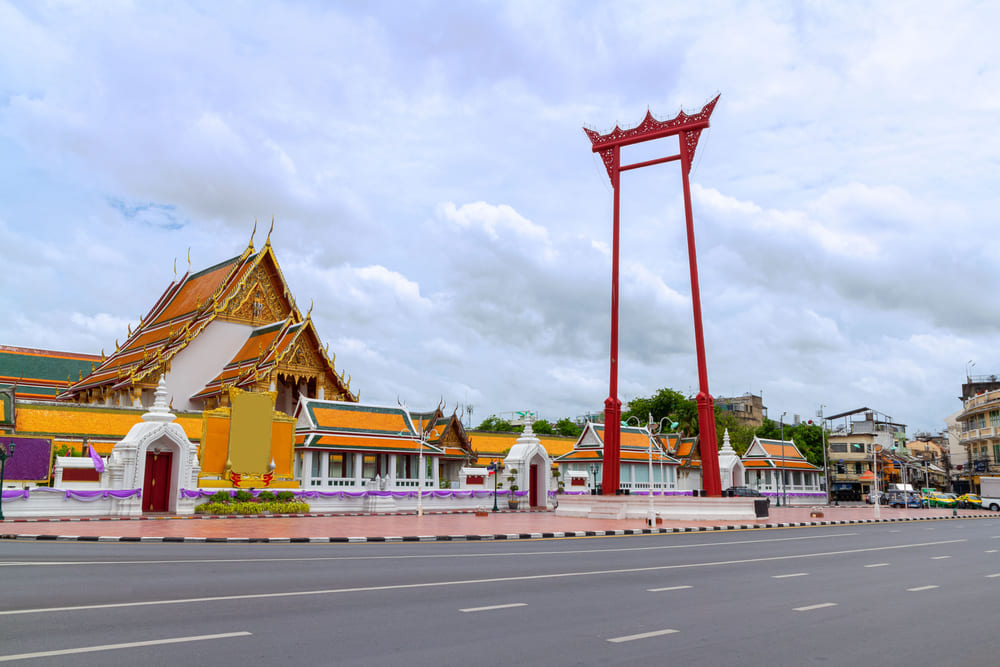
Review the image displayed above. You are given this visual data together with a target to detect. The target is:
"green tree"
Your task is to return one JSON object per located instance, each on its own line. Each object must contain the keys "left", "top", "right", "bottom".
{"left": 554, "top": 418, "right": 583, "bottom": 438}
{"left": 754, "top": 417, "right": 781, "bottom": 440}
{"left": 531, "top": 420, "right": 554, "bottom": 435}
{"left": 751, "top": 419, "right": 825, "bottom": 468}
{"left": 623, "top": 388, "right": 698, "bottom": 435}
{"left": 475, "top": 415, "right": 516, "bottom": 432}
{"left": 788, "top": 422, "right": 825, "bottom": 468}
{"left": 715, "top": 410, "right": 756, "bottom": 456}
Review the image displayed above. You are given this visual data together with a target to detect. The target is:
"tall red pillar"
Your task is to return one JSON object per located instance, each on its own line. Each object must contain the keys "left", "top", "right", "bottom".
{"left": 602, "top": 143, "right": 622, "bottom": 494}
{"left": 585, "top": 95, "right": 722, "bottom": 497}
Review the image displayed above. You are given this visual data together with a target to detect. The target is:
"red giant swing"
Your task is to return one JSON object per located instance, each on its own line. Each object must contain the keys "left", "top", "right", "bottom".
{"left": 584, "top": 95, "right": 723, "bottom": 497}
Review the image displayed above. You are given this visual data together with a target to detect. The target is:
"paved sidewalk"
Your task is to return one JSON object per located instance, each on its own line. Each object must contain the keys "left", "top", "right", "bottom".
{"left": 2, "top": 504, "right": 996, "bottom": 543}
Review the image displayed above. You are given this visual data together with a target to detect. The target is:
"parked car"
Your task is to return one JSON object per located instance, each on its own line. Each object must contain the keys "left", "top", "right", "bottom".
{"left": 866, "top": 491, "right": 889, "bottom": 505}
{"left": 724, "top": 486, "right": 768, "bottom": 504}
{"left": 887, "top": 491, "right": 924, "bottom": 508}
{"left": 923, "top": 491, "right": 956, "bottom": 508}
{"left": 956, "top": 493, "right": 982, "bottom": 509}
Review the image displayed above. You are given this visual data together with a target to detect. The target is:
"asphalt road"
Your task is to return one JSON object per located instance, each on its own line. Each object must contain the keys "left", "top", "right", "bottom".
{"left": 1, "top": 519, "right": 999, "bottom": 666}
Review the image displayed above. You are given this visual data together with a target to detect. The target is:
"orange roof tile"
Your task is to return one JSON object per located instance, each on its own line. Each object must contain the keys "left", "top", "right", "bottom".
{"left": 303, "top": 434, "right": 442, "bottom": 454}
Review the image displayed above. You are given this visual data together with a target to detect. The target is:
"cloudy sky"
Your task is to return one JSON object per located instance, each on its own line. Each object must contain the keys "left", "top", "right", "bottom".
{"left": 1, "top": 1, "right": 997, "bottom": 435}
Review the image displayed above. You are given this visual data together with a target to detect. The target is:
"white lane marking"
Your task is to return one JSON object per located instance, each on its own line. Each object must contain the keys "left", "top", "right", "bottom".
{"left": 865, "top": 563, "right": 889, "bottom": 568}
{"left": 772, "top": 573, "right": 808, "bottom": 579}
{"left": 931, "top": 556, "right": 951, "bottom": 560}
{"left": 648, "top": 585, "right": 693, "bottom": 592}
{"left": 985, "top": 573, "right": 1000, "bottom": 578}
{"left": 0, "top": 632, "right": 251, "bottom": 663}
{"left": 907, "top": 585, "right": 939, "bottom": 592}
{"left": 0, "top": 539, "right": 966, "bottom": 617}
{"left": 794, "top": 603, "right": 837, "bottom": 611}
{"left": 460, "top": 603, "right": 526, "bottom": 613}
{"left": 889, "top": 530, "right": 901, "bottom": 533}
{"left": 0, "top": 533, "right": 862, "bottom": 567}
{"left": 607, "top": 629, "right": 678, "bottom": 643}
{"left": 986, "top": 550, "right": 998, "bottom": 553}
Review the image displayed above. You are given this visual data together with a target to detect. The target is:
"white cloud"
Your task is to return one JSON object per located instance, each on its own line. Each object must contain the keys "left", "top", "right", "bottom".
{"left": 436, "top": 201, "right": 550, "bottom": 245}
{"left": 1, "top": 0, "right": 998, "bottom": 434}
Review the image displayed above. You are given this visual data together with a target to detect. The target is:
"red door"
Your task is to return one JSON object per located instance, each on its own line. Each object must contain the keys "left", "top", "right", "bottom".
{"left": 143, "top": 451, "right": 172, "bottom": 513}
{"left": 530, "top": 463, "right": 538, "bottom": 507}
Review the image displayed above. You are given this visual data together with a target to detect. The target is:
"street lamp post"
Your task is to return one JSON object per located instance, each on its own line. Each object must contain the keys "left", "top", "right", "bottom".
{"left": 399, "top": 405, "right": 429, "bottom": 517}
{"left": 818, "top": 405, "right": 830, "bottom": 505}
{"left": 873, "top": 443, "right": 881, "bottom": 519}
{"left": 0, "top": 441, "right": 15, "bottom": 521}
{"left": 778, "top": 413, "right": 787, "bottom": 507}
{"left": 833, "top": 459, "right": 847, "bottom": 507}
{"left": 490, "top": 460, "right": 501, "bottom": 512}
{"left": 417, "top": 429, "right": 425, "bottom": 517}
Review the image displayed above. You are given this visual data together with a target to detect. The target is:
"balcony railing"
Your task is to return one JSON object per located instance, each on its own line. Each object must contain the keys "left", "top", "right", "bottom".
{"left": 959, "top": 426, "right": 999, "bottom": 443}
{"left": 963, "top": 389, "right": 1000, "bottom": 411}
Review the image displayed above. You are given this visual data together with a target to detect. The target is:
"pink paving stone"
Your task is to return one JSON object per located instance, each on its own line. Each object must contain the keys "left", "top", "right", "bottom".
{"left": 0, "top": 505, "right": 993, "bottom": 539}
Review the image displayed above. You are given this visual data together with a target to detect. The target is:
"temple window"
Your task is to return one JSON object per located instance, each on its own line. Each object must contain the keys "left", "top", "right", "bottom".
{"left": 362, "top": 455, "right": 376, "bottom": 479}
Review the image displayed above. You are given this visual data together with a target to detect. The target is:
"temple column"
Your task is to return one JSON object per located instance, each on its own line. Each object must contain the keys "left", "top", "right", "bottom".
{"left": 354, "top": 453, "right": 364, "bottom": 488}
{"left": 388, "top": 454, "right": 397, "bottom": 489}
{"left": 302, "top": 450, "right": 314, "bottom": 487}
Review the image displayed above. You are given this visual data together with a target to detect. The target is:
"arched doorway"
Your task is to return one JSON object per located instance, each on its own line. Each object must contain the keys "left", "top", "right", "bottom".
{"left": 527, "top": 452, "right": 548, "bottom": 508}
{"left": 143, "top": 450, "right": 172, "bottom": 512}
{"left": 139, "top": 435, "right": 183, "bottom": 514}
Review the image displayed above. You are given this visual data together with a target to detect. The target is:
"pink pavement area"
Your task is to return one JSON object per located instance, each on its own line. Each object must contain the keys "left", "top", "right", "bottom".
{"left": 1, "top": 505, "right": 995, "bottom": 540}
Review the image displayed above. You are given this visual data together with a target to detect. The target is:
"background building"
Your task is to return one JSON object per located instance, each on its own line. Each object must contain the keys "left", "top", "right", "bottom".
{"left": 716, "top": 393, "right": 765, "bottom": 429}
{"left": 825, "top": 407, "right": 906, "bottom": 501}
{"left": 955, "top": 372, "right": 1000, "bottom": 494}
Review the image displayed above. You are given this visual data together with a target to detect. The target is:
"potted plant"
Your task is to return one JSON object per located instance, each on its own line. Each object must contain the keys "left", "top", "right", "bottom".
{"left": 507, "top": 467, "right": 519, "bottom": 509}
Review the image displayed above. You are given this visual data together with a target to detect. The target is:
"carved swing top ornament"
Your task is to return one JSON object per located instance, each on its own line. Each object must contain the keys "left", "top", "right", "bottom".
{"left": 584, "top": 94, "right": 719, "bottom": 182}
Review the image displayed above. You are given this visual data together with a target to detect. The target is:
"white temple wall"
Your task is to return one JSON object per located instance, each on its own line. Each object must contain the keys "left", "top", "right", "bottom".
{"left": 165, "top": 319, "right": 253, "bottom": 411}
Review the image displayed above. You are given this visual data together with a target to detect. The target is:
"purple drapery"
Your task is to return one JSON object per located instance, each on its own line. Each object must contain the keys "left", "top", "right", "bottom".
{"left": 0, "top": 488, "right": 140, "bottom": 501}
{"left": 178, "top": 488, "right": 513, "bottom": 500}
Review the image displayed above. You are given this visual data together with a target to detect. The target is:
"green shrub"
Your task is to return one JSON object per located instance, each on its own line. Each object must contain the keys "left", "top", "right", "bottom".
{"left": 194, "top": 502, "right": 230, "bottom": 514}
{"left": 194, "top": 500, "right": 310, "bottom": 515}
{"left": 233, "top": 489, "right": 254, "bottom": 502}
{"left": 276, "top": 491, "right": 296, "bottom": 502}
{"left": 257, "top": 490, "right": 276, "bottom": 501}
{"left": 208, "top": 491, "right": 233, "bottom": 503}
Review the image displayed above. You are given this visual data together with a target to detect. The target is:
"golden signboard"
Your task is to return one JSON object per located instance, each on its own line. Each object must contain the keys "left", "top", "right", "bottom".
{"left": 197, "top": 387, "right": 296, "bottom": 488}
{"left": 228, "top": 388, "right": 276, "bottom": 474}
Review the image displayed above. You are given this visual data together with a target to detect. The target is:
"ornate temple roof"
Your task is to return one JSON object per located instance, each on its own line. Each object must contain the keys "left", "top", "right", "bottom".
{"left": 191, "top": 316, "right": 339, "bottom": 401}
{"left": 0, "top": 345, "right": 101, "bottom": 401}
{"left": 294, "top": 398, "right": 446, "bottom": 455}
{"left": 58, "top": 236, "right": 352, "bottom": 403}
{"left": 742, "top": 436, "right": 821, "bottom": 471}
{"left": 554, "top": 422, "right": 680, "bottom": 465}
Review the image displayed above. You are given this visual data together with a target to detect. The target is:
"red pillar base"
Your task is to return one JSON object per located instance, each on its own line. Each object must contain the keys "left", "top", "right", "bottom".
{"left": 602, "top": 397, "right": 621, "bottom": 495}
{"left": 696, "top": 392, "right": 722, "bottom": 496}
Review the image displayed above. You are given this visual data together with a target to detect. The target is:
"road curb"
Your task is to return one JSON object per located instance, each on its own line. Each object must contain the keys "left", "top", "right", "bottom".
{"left": 2, "top": 513, "right": 996, "bottom": 543}
{"left": 0, "top": 508, "right": 549, "bottom": 523}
